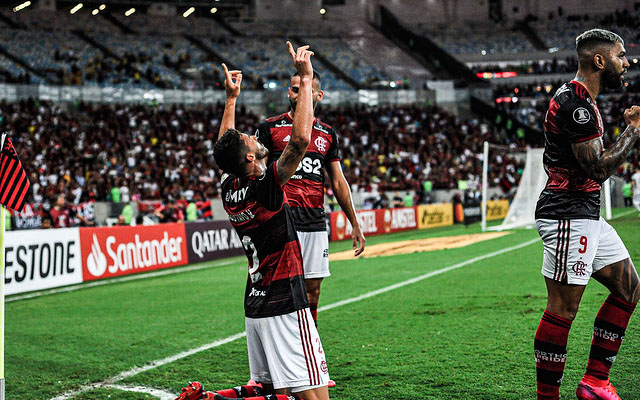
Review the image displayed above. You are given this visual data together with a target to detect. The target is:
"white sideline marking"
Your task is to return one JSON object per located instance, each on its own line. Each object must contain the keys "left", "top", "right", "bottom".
{"left": 7, "top": 259, "right": 239, "bottom": 303}
{"left": 611, "top": 208, "right": 638, "bottom": 219}
{"left": 49, "top": 236, "right": 540, "bottom": 400}
{"left": 15, "top": 209, "right": 633, "bottom": 304}
{"left": 104, "top": 384, "right": 175, "bottom": 400}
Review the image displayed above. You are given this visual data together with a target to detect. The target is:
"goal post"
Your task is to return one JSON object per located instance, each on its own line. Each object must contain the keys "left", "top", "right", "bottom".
{"left": 481, "top": 142, "right": 612, "bottom": 231}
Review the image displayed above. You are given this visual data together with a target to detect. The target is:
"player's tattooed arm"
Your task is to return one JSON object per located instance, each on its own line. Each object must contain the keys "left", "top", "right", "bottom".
{"left": 218, "top": 63, "right": 242, "bottom": 141}
{"left": 572, "top": 124, "right": 640, "bottom": 183}
{"left": 277, "top": 41, "right": 314, "bottom": 185}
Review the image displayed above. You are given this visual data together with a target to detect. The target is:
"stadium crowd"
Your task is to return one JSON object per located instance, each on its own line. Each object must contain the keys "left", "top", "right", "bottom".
{"left": 471, "top": 57, "right": 579, "bottom": 76}
{"left": 2, "top": 99, "right": 524, "bottom": 226}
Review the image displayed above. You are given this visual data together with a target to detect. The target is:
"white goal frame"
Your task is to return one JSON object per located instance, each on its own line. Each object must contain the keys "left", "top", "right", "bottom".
{"left": 480, "top": 141, "right": 612, "bottom": 231}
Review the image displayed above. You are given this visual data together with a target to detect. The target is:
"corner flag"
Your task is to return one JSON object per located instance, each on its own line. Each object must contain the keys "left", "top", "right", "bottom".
{"left": 0, "top": 133, "right": 30, "bottom": 212}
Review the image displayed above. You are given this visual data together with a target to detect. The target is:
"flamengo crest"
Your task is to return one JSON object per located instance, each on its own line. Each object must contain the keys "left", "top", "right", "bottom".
{"left": 315, "top": 136, "right": 328, "bottom": 152}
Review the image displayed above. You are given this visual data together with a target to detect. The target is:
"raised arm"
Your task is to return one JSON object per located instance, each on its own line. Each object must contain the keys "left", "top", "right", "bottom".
{"left": 276, "top": 42, "right": 314, "bottom": 185}
{"left": 218, "top": 63, "right": 243, "bottom": 141}
{"left": 572, "top": 106, "right": 640, "bottom": 182}
{"left": 328, "top": 160, "right": 365, "bottom": 256}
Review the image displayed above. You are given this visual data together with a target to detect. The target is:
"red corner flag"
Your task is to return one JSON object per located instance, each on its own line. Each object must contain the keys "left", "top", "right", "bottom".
{"left": 0, "top": 133, "right": 30, "bottom": 212}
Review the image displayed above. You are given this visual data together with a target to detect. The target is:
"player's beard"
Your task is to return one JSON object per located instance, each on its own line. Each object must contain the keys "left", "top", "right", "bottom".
{"left": 602, "top": 63, "right": 625, "bottom": 90}
{"left": 255, "top": 142, "right": 269, "bottom": 160}
{"left": 289, "top": 97, "right": 318, "bottom": 113}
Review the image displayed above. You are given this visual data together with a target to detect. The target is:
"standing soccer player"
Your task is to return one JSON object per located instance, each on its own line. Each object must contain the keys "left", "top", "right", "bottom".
{"left": 255, "top": 66, "right": 365, "bottom": 327}
{"left": 534, "top": 29, "right": 640, "bottom": 400}
{"left": 190, "top": 42, "right": 329, "bottom": 400}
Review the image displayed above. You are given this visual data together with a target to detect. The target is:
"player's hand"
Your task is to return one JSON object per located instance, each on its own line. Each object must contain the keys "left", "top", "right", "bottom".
{"left": 287, "top": 41, "right": 314, "bottom": 79}
{"left": 624, "top": 105, "right": 640, "bottom": 129}
{"left": 222, "top": 63, "right": 242, "bottom": 99}
{"left": 352, "top": 225, "right": 366, "bottom": 257}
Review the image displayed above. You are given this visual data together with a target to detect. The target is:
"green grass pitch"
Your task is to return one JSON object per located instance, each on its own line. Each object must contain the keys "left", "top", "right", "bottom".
{"left": 7, "top": 208, "right": 640, "bottom": 399}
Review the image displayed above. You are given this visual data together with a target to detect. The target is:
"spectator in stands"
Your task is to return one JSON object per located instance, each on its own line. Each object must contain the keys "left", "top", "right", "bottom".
{"left": 120, "top": 202, "right": 134, "bottom": 225}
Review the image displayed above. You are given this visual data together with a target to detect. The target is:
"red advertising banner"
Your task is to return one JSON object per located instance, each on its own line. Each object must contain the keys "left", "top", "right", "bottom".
{"left": 329, "top": 207, "right": 417, "bottom": 241}
{"left": 79, "top": 223, "right": 188, "bottom": 281}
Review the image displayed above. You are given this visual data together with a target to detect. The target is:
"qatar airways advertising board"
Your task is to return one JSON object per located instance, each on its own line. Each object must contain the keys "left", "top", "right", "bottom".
{"left": 79, "top": 223, "right": 188, "bottom": 281}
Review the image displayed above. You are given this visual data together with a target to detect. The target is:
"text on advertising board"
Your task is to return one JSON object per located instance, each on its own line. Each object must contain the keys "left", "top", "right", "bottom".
{"left": 80, "top": 223, "right": 187, "bottom": 281}
{"left": 185, "top": 220, "right": 245, "bottom": 264}
{"left": 417, "top": 203, "right": 454, "bottom": 229}
{"left": 4, "top": 228, "right": 83, "bottom": 295}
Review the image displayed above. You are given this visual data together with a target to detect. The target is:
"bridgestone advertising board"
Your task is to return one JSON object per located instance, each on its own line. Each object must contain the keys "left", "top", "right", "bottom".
{"left": 4, "top": 228, "right": 83, "bottom": 295}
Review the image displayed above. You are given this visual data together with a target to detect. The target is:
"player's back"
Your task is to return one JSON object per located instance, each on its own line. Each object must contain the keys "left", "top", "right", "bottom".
{"left": 255, "top": 113, "right": 340, "bottom": 232}
{"left": 220, "top": 162, "right": 308, "bottom": 318}
{"left": 536, "top": 80, "right": 603, "bottom": 220}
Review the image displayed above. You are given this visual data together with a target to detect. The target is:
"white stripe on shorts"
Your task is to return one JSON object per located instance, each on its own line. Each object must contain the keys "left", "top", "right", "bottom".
{"left": 297, "top": 309, "right": 318, "bottom": 385}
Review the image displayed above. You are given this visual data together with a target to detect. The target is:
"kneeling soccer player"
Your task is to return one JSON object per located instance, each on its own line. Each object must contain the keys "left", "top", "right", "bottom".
{"left": 177, "top": 43, "right": 329, "bottom": 400}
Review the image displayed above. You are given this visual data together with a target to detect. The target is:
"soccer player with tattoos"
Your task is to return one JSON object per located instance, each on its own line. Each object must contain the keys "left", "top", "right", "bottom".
{"left": 534, "top": 29, "right": 640, "bottom": 400}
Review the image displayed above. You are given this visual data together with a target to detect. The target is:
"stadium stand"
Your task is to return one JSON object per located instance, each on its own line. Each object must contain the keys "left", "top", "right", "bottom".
{"left": 413, "top": 21, "right": 536, "bottom": 56}
{"left": 2, "top": 99, "right": 522, "bottom": 221}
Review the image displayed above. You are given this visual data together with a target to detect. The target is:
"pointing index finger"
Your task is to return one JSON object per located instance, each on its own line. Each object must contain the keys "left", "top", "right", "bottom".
{"left": 222, "top": 63, "right": 230, "bottom": 79}
{"left": 287, "top": 41, "right": 296, "bottom": 59}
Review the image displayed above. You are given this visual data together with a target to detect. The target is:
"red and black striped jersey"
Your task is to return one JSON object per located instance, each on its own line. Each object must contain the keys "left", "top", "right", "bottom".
{"left": 255, "top": 112, "right": 340, "bottom": 232}
{"left": 221, "top": 162, "right": 308, "bottom": 318}
{"left": 536, "top": 80, "right": 603, "bottom": 220}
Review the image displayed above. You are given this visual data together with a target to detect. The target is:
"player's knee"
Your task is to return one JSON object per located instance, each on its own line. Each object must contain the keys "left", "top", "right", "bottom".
{"left": 547, "top": 304, "right": 580, "bottom": 321}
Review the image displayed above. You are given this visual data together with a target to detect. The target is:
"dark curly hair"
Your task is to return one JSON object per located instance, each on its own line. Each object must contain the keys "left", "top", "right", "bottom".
{"left": 213, "top": 129, "right": 248, "bottom": 177}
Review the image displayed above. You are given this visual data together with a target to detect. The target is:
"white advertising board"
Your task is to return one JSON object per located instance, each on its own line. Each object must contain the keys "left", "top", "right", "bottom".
{"left": 4, "top": 228, "right": 83, "bottom": 295}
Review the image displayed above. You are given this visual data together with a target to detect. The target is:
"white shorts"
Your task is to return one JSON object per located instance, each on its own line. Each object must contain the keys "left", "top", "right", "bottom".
{"left": 536, "top": 217, "right": 630, "bottom": 285}
{"left": 245, "top": 308, "right": 329, "bottom": 391}
{"left": 297, "top": 231, "right": 330, "bottom": 279}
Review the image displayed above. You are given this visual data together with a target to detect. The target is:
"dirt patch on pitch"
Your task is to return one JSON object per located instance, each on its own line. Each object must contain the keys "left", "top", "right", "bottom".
{"left": 330, "top": 231, "right": 511, "bottom": 261}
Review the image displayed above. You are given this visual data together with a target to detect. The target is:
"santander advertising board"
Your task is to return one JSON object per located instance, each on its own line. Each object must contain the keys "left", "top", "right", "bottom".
{"left": 79, "top": 224, "right": 188, "bottom": 281}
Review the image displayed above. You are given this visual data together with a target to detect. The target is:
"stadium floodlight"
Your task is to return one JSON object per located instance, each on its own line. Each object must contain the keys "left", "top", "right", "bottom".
{"left": 70, "top": 3, "right": 83, "bottom": 14}
{"left": 210, "top": 7, "right": 217, "bottom": 13}
{"left": 183, "top": 7, "right": 195, "bottom": 18}
{"left": 125, "top": 7, "right": 135, "bottom": 16}
{"left": 320, "top": 8, "right": 326, "bottom": 14}
{"left": 99, "top": 4, "right": 105, "bottom": 10}
{"left": 12, "top": 1, "right": 31, "bottom": 12}
{"left": 92, "top": 8, "right": 98, "bottom": 15}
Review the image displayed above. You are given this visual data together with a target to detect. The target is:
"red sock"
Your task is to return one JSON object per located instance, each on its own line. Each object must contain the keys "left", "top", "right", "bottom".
{"left": 309, "top": 302, "right": 318, "bottom": 324}
{"left": 585, "top": 295, "right": 637, "bottom": 383}
{"left": 212, "top": 394, "right": 295, "bottom": 400}
{"left": 215, "top": 384, "right": 262, "bottom": 398}
{"left": 535, "top": 310, "right": 572, "bottom": 400}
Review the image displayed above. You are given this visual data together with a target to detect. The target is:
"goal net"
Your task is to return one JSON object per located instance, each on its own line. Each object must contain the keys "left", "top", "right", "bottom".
{"left": 481, "top": 142, "right": 612, "bottom": 231}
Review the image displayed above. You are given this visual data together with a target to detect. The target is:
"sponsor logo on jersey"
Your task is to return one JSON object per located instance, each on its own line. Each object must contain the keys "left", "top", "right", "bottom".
{"left": 249, "top": 287, "right": 266, "bottom": 297}
{"left": 275, "top": 120, "right": 292, "bottom": 128}
{"left": 314, "top": 123, "right": 329, "bottom": 134}
{"left": 283, "top": 135, "right": 290, "bottom": 142}
{"left": 225, "top": 187, "right": 249, "bottom": 203}
{"left": 314, "top": 136, "right": 328, "bottom": 152}
{"left": 573, "top": 107, "right": 590, "bottom": 124}
{"left": 228, "top": 209, "right": 255, "bottom": 223}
